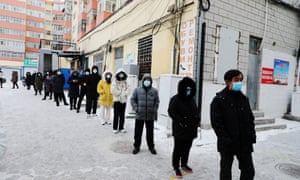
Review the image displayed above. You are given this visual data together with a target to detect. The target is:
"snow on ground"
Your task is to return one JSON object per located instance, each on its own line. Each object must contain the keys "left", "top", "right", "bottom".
{"left": 0, "top": 83, "right": 300, "bottom": 180}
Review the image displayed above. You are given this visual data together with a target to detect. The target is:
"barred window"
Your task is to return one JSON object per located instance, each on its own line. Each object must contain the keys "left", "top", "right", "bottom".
{"left": 138, "top": 35, "right": 152, "bottom": 80}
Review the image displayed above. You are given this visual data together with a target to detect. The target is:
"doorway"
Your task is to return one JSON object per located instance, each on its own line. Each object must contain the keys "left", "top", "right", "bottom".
{"left": 247, "top": 36, "right": 262, "bottom": 110}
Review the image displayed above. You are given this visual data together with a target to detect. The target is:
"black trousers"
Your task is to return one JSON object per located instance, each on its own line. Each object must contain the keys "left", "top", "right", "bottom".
{"left": 86, "top": 96, "right": 98, "bottom": 114}
{"left": 220, "top": 152, "right": 255, "bottom": 180}
{"left": 172, "top": 137, "right": 193, "bottom": 169}
{"left": 77, "top": 90, "right": 87, "bottom": 111}
{"left": 54, "top": 92, "right": 68, "bottom": 106}
{"left": 0, "top": 78, "right": 3, "bottom": 88}
{"left": 12, "top": 82, "right": 19, "bottom": 88}
{"left": 69, "top": 97, "right": 78, "bottom": 110}
{"left": 134, "top": 120, "right": 154, "bottom": 149}
{"left": 113, "top": 102, "right": 126, "bottom": 130}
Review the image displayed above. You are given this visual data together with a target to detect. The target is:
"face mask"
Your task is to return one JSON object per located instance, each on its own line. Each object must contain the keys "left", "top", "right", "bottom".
{"left": 232, "top": 82, "right": 242, "bottom": 91}
{"left": 106, "top": 74, "right": 111, "bottom": 79}
{"left": 57, "top": 71, "right": 61, "bottom": 75}
{"left": 85, "top": 72, "right": 90, "bottom": 75}
{"left": 73, "top": 73, "right": 78, "bottom": 76}
{"left": 143, "top": 80, "right": 151, "bottom": 87}
{"left": 92, "top": 69, "right": 97, "bottom": 74}
{"left": 186, "top": 87, "right": 191, "bottom": 96}
{"left": 118, "top": 73, "right": 124, "bottom": 78}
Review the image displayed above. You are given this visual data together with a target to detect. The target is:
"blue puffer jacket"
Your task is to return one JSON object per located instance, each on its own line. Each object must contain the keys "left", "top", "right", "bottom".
{"left": 130, "top": 74, "right": 159, "bottom": 121}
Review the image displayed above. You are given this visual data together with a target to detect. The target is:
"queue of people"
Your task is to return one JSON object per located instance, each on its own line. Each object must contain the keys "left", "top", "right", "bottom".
{"left": 15, "top": 68, "right": 255, "bottom": 180}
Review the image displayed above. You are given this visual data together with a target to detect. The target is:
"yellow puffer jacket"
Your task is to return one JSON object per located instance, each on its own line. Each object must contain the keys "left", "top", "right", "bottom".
{"left": 97, "top": 79, "right": 113, "bottom": 106}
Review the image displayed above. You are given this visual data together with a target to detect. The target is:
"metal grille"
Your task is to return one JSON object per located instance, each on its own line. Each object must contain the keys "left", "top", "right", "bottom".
{"left": 138, "top": 35, "right": 152, "bottom": 80}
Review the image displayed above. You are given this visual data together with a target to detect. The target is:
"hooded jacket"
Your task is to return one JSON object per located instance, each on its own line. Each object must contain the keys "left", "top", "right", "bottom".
{"left": 168, "top": 77, "right": 200, "bottom": 140}
{"left": 87, "top": 66, "right": 101, "bottom": 98}
{"left": 97, "top": 70, "right": 113, "bottom": 106}
{"left": 78, "top": 68, "right": 90, "bottom": 93}
{"left": 210, "top": 87, "right": 256, "bottom": 153}
{"left": 130, "top": 74, "right": 159, "bottom": 121}
{"left": 34, "top": 72, "right": 43, "bottom": 90}
{"left": 111, "top": 69, "right": 130, "bottom": 103}
{"left": 68, "top": 71, "right": 80, "bottom": 97}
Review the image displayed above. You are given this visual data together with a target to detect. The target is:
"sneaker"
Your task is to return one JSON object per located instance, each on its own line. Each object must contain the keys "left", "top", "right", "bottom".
{"left": 87, "top": 114, "right": 91, "bottom": 118}
{"left": 149, "top": 148, "right": 157, "bottom": 155}
{"left": 181, "top": 165, "right": 193, "bottom": 173}
{"left": 175, "top": 168, "right": 183, "bottom": 178}
{"left": 132, "top": 148, "right": 140, "bottom": 155}
{"left": 120, "top": 129, "right": 127, "bottom": 133}
{"left": 92, "top": 114, "right": 98, "bottom": 117}
{"left": 113, "top": 130, "right": 119, "bottom": 134}
{"left": 107, "top": 122, "right": 112, "bottom": 125}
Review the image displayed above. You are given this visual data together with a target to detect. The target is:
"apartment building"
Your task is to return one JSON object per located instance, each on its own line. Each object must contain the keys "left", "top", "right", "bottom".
{"left": 0, "top": 0, "right": 72, "bottom": 78}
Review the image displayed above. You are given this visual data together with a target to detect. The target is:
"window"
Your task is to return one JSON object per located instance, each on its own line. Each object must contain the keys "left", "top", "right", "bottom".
{"left": 249, "top": 36, "right": 262, "bottom": 55}
{"left": 138, "top": 35, "right": 152, "bottom": 80}
{"left": 0, "top": 51, "right": 23, "bottom": 58}
{"left": 0, "top": 27, "right": 25, "bottom": 36}
{"left": 115, "top": 47, "right": 124, "bottom": 71}
{"left": 94, "top": 52, "right": 104, "bottom": 73}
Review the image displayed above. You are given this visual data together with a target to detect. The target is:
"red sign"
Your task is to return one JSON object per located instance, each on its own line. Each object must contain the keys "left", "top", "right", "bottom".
{"left": 261, "top": 67, "right": 274, "bottom": 84}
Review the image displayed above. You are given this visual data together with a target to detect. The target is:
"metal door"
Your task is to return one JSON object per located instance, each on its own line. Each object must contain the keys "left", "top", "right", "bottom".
{"left": 246, "top": 54, "right": 259, "bottom": 109}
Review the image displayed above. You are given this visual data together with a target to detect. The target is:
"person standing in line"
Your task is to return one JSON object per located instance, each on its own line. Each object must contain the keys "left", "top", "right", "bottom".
{"left": 25, "top": 72, "right": 32, "bottom": 90}
{"left": 130, "top": 74, "right": 159, "bottom": 155}
{"left": 77, "top": 68, "right": 90, "bottom": 113}
{"left": 168, "top": 77, "right": 200, "bottom": 178}
{"left": 210, "top": 69, "right": 256, "bottom": 180}
{"left": 31, "top": 71, "right": 37, "bottom": 93}
{"left": 42, "top": 71, "right": 53, "bottom": 100}
{"left": 111, "top": 69, "right": 130, "bottom": 134}
{"left": 34, "top": 72, "right": 43, "bottom": 95}
{"left": 68, "top": 70, "right": 80, "bottom": 111}
{"left": 97, "top": 70, "right": 113, "bottom": 125}
{"left": 86, "top": 65, "right": 101, "bottom": 117}
{"left": 0, "top": 68, "right": 4, "bottom": 88}
{"left": 53, "top": 69, "right": 68, "bottom": 106}
{"left": 11, "top": 71, "right": 19, "bottom": 89}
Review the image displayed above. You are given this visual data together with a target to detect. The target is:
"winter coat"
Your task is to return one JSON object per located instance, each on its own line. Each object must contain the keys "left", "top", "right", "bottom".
{"left": 86, "top": 66, "right": 101, "bottom": 98}
{"left": 68, "top": 72, "right": 80, "bottom": 97}
{"left": 11, "top": 71, "right": 18, "bottom": 82}
{"left": 97, "top": 71, "right": 113, "bottom": 106}
{"left": 130, "top": 74, "right": 159, "bottom": 121}
{"left": 53, "top": 74, "right": 65, "bottom": 93}
{"left": 34, "top": 72, "right": 43, "bottom": 90}
{"left": 78, "top": 74, "right": 89, "bottom": 93}
{"left": 44, "top": 75, "right": 53, "bottom": 92}
{"left": 25, "top": 72, "right": 31, "bottom": 85}
{"left": 111, "top": 69, "right": 130, "bottom": 103}
{"left": 210, "top": 87, "right": 256, "bottom": 153}
{"left": 168, "top": 77, "right": 200, "bottom": 140}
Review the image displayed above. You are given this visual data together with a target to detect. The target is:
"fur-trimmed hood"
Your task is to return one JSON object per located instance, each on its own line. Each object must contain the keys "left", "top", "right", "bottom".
{"left": 177, "top": 77, "right": 196, "bottom": 99}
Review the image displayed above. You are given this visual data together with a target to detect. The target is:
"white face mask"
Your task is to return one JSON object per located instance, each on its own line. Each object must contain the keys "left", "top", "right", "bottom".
{"left": 92, "top": 69, "right": 97, "bottom": 74}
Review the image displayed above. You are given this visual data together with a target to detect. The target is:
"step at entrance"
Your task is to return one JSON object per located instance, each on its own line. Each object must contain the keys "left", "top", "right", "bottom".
{"left": 253, "top": 111, "right": 286, "bottom": 131}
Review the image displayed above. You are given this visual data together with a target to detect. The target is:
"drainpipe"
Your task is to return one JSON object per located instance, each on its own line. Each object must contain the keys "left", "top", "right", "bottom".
{"left": 293, "top": 41, "right": 300, "bottom": 92}
{"left": 195, "top": 0, "right": 209, "bottom": 125}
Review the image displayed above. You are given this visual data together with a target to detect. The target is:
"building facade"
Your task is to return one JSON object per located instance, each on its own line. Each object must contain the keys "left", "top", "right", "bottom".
{"left": 75, "top": 0, "right": 299, "bottom": 127}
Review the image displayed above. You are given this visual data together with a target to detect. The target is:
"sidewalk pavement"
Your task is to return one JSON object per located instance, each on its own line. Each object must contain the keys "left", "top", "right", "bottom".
{"left": 0, "top": 86, "right": 300, "bottom": 179}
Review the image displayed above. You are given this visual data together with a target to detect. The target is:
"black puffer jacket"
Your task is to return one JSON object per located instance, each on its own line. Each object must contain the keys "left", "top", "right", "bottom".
{"left": 210, "top": 87, "right": 256, "bottom": 153}
{"left": 53, "top": 74, "right": 65, "bottom": 93}
{"left": 86, "top": 66, "right": 101, "bottom": 98}
{"left": 168, "top": 77, "right": 200, "bottom": 140}
{"left": 68, "top": 71, "right": 80, "bottom": 97}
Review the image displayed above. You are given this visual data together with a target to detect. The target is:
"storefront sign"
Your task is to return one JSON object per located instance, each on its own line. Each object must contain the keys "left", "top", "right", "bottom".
{"left": 179, "top": 19, "right": 195, "bottom": 77}
{"left": 273, "top": 59, "right": 289, "bottom": 85}
{"left": 261, "top": 67, "right": 273, "bottom": 84}
{"left": 24, "top": 58, "right": 38, "bottom": 67}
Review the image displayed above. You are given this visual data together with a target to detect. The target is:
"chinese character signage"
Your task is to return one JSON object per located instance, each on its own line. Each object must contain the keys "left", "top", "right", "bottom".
{"left": 273, "top": 59, "right": 289, "bottom": 85}
{"left": 261, "top": 59, "right": 289, "bottom": 85}
{"left": 24, "top": 58, "right": 38, "bottom": 67}
{"left": 261, "top": 67, "right": 273, "bottom": 84}
{"left": 179, "top": 19, "right": 195, "bottom": 78}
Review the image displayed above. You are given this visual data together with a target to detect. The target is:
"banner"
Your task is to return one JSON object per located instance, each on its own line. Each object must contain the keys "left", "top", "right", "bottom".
{"left": 179, "top": 19, "right": 195, "bottom": 78}
{"left": 261, "top": 67, "right": 273, "bottom": 84}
